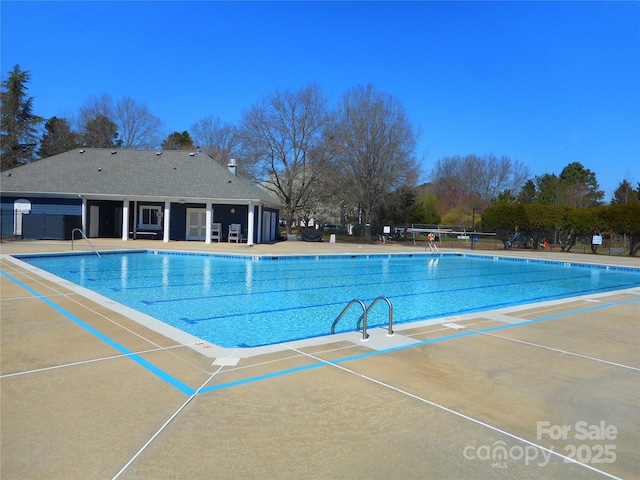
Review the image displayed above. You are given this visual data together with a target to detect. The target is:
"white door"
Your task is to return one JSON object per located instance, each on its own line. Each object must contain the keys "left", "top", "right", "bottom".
{"left": 262, "top": 211, "right": 271, "bottom": 242}
{"left": 89, "top": 205, "right": 99, "bottom": 237}
{"left": 186, "top": 208, "right": 207, "bottom": 241}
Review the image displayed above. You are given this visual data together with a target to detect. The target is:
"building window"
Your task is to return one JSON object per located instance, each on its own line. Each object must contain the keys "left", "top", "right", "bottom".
{"left": 139, "top": 206, "right": 162, "bottom": 228}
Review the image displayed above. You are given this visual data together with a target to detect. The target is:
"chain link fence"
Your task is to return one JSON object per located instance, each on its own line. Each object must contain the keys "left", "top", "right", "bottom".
{"left": 321, "top": 222, "right": 633, "bottom": 256}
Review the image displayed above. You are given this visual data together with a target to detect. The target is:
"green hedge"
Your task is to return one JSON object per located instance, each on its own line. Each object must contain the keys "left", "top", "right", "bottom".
{"left": 482, "top": 202, "right": 640, "bottom": 256}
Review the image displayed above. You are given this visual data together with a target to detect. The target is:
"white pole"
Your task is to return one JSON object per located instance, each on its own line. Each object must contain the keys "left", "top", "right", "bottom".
{"left": 247, "top": 203, "right": 255, "bottom": 246}
{"left": 121, "top": 200, "right": 129, "bottom": 241}
{"left": 205, "top": 203, "right": 212, "bottom": 244}
{"left": 163, "top": 201, "right": 170, "bottom": 242}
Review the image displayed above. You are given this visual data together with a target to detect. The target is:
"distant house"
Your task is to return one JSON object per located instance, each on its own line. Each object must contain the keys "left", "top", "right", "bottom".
{"left": 0, "top": 148, "right": 282, "bottom": 245}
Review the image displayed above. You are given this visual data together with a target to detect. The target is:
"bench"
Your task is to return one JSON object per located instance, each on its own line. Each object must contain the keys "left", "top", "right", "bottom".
{"left": 131, "top": 230, "right": 160, "bottom": 239}
{"left": 609, "top": 247, "right": 625, "bottom": 255}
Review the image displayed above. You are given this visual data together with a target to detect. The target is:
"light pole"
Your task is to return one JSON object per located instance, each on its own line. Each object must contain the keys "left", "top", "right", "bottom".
{"left": 357, "top": 201, "right": 362, "bottom": 240}
{"left": 471, "top": 206, "right": 478, "bottom": 249}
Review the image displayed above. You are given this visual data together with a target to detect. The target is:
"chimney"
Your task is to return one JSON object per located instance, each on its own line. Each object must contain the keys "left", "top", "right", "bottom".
{"left": 228, "top": 158, "right": 237, "bottom": 176}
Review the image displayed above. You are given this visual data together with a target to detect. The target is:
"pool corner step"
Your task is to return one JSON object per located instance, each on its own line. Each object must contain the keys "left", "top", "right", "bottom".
{"left": 443, "top": 322, "right": 466, "bottom": 330}
{"left": 346, "top": 328, "right": 419, "bottom": 351}
{"left": 212, "top": 357, "right": 241, "bottom": 366}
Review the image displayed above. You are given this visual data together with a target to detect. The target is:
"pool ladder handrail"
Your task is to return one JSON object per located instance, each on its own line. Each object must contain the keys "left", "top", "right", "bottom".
{"left": 331, "top": 296, "right": 394, "bottom": 341}
{"left": 427, "top": 242, "right": 440, "bottom": 255}
{"left": 71, "top": 228, "right": 101, "bottom": 258}
{"left": 356, "top": 296, "right": 394, "bottom": 336}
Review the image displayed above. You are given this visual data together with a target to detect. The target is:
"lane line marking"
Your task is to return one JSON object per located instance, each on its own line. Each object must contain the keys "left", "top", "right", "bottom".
{"left": 466, "top": 329, "right": 640, "bottom": 371}
{"left": 285, "top": 345, "right": 623, "bottom": 480}
{"left": 0, "top": 269, "right": 195, "bottom": 396}
{"left": 0, "top": 344, "right": 189, "bottom": 379}
{"left": 3, "top": 265, "right": 638, "bottom": 397}
{"left": 2, "top": 261, "right": 215, "bottom": 374}
{"left": 199, "top": 297, "right": 640, "bottom": 394}
{"left": 111, "top": 349, "right": 237, "bottom": 480}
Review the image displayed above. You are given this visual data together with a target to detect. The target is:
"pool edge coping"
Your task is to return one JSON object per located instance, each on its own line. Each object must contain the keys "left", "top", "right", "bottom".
{"left": 3, "top": 249, "right": 640, "bottom": 359}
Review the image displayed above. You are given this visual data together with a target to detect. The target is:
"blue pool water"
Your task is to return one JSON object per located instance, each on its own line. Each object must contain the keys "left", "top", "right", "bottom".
{"left": 18, "top": 252, "right": 640, "bottom": 348}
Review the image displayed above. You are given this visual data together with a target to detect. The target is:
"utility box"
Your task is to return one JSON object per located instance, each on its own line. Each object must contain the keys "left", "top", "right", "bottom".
{"left": 22, "top": 214, "right": 82, "bottom": 240}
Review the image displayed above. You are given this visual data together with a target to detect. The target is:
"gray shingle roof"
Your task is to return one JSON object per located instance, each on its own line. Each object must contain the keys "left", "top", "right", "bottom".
{"left": 1, "top": 148, "right": 281, "bottom": 207}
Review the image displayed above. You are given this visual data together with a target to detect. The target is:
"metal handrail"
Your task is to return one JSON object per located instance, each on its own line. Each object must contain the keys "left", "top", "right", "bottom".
{"left": 71, "top": 228, "right": 101, "bottom": 258}
{"left": 356, "top": 296, "right": 394, "bottom": 336}
{"left": 330, "top": 299, "right": 369, "bottom": 341}
{"left": 427, "top": 242, "right": 440, "bottom": 254}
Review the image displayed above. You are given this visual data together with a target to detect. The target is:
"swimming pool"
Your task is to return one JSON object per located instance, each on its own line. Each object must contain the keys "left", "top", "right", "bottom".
{"left": 16, "top": 251, "right": 640, "bottom": 348}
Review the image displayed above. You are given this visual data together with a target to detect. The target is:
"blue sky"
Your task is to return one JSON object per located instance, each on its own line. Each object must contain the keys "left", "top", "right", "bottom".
{"left": 2, "top": 1, "right": 638, "bottom": 200}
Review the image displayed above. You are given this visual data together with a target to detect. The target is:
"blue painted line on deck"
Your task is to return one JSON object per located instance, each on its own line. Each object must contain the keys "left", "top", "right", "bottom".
{"left": 199, "top": 362, "right": 326, "bottom": 393}
{"left": 1, "top": 269, "right": 195, "bottom": 396}
{"left": 199, "top": 296, "right": 640, "bottom": 394}
{"left": 4, "top": 266, "right": 637, "bottom": 398}
{"left": 196, "top": 330, "right": 480, "bottom": 394}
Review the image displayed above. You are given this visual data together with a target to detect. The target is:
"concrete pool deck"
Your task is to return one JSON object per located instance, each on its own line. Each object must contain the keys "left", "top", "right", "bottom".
{"left": 1, "top": 238, "right": 639, "bottom": 479}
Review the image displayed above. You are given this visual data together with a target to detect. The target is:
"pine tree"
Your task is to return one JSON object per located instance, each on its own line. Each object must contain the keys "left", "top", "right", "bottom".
{"left": 1, "top": 65, "right": 43, "bottom": 170}
{"left": 37, "top": 117, "right": 81, "bottom": 157}
{"left": 611, "top": 179, "right": 639, "bottom": 205}
{"left": 161, "top": 131, "right": 194, "bottom": 150}
{"left": 517, "top": 179, "right": 537, "bottom": 203}
{"left": 559, "top": 162, "right": 604, "bottom": 207}
{"left": 82, "top": 114, "right": 121, "bottom": 148}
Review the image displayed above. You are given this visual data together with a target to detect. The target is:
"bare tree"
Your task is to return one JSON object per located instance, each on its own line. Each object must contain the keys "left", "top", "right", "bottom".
{"left": 115, "top": 96, "right": 163, "bottom": 149}
{"left": 240, "top": 85, "right": 334, "bottom": 233}
{"left": 334, "top": 84, "right": 419, "bottom": 241}
{"left": 78, "top": 94, "right": 113, "bottom": 132}
{"left": 78, "top": 94, "right": 163, "bottom": 149}
{"left": 190, "top": 115, "right": 242, "bottom": 169}
{"left": 480, "top": 154, "right": 530, "bottom": 200}
{"left": 430, "top": 154, "right": 530, "bottom": 211}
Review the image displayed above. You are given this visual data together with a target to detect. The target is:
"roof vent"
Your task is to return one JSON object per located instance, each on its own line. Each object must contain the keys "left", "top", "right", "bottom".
{"left": 111, "top": 150, "right": 117, "bottom": 154}
{"left": 98, "top": 167, "right": 102, "bottom": 172}
{"left": 79, "top": 149, "right": 86, "bottom": 154}
{"left": 228, "top": 158, "right": 238, "bottom": 176}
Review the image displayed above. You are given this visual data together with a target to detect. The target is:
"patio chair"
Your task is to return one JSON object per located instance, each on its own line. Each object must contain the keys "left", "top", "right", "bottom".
{"left": 211, "top": 223, "right": 222, "bottom": 242}
{"left": 228, "top": 223, "right": 242, "bottom": 243}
